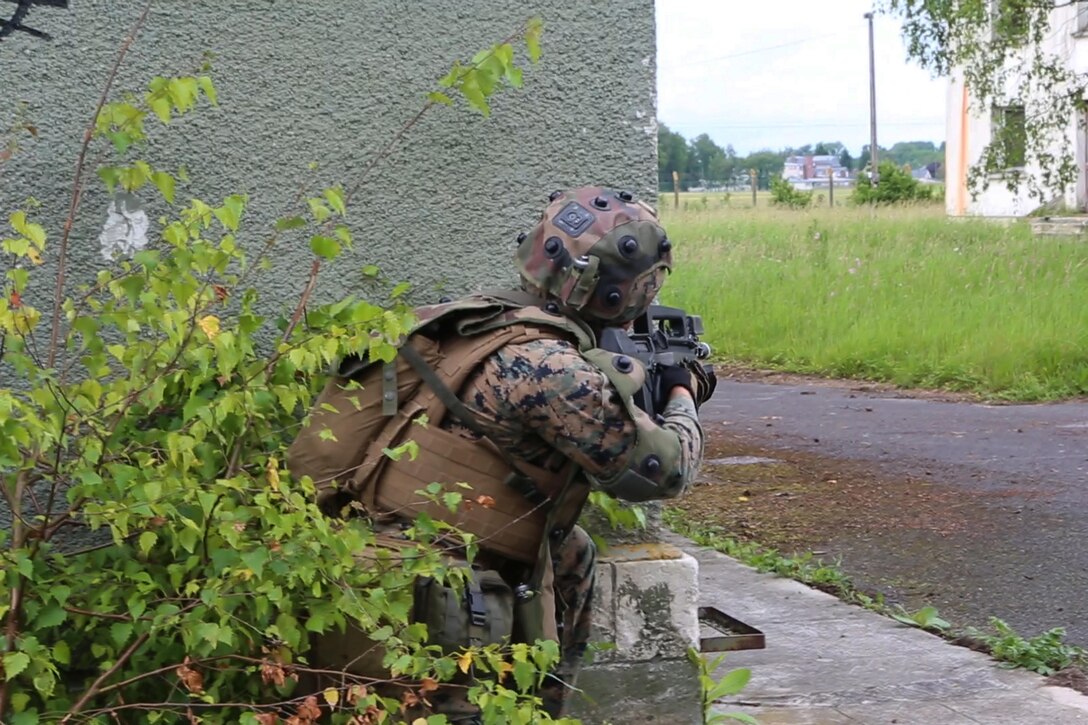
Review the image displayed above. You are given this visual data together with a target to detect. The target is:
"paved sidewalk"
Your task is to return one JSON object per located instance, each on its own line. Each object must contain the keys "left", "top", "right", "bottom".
{"left": 666, "top": 532, "right": 1088, "bottom": 725}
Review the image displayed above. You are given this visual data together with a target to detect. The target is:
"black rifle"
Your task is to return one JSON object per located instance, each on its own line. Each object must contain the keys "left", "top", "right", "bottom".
{"left": 599, "top": 304, "right": 715, "bottom": 417}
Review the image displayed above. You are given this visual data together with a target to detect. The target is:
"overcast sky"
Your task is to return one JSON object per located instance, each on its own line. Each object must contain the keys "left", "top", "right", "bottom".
{"left": 655, "top": 0, "right": 948, "bottom": 156}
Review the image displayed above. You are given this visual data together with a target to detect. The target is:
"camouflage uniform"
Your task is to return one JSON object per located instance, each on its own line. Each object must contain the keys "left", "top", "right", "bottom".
{"left": 447, "top": 334, "right": 704, "bottom": 715}
{"left": 293, "top": 186, "right": 710, "bottom": 721}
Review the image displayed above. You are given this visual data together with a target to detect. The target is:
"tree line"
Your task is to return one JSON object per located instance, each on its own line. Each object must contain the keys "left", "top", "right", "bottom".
{"left": 659, "top": 123, "right": 945, "bottom": 191}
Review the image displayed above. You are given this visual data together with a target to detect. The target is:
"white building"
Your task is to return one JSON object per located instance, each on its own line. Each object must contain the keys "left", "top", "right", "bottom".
{"left": 945, "top": 2, "right": 1088, "bottom": 217}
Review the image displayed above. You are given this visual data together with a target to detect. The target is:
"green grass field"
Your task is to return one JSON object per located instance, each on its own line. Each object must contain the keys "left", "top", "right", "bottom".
{"left": 658, "top": 198, "right": 1088, "bottom": 401}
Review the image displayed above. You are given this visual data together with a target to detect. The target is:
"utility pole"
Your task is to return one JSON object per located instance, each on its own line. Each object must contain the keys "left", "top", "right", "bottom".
{"left": 864, "top": 11, "right": 879, "bottom": 184}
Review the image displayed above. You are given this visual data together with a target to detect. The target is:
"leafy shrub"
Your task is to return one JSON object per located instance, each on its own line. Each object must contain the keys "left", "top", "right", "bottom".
{"left": 852, "top": 161, "right": 937, "bottom": 205}
{"left": 0, "top": 19, "right": 575, "bottom": 725}
{"left": 769, "top": 176, "right": 813, "bottom": 209}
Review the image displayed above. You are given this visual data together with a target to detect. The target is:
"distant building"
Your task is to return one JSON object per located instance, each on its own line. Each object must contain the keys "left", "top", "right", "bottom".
{"left": 945, "top": 3, "right": 1088, "bottom": 216}
{"left": 782, "top": 154, "right": 851, "bottom": 188}
{"left": 911, "top": 163, "right": 943, "bottom": 184}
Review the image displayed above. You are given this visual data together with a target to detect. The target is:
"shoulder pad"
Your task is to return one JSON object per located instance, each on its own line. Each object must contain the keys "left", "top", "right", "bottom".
{"left": 581, "top": 348, "right": 685, "bottom": 501}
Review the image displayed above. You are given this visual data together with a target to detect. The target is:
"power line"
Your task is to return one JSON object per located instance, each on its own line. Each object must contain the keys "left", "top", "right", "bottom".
{"left": 684, "top": 30, "right": 850, "bottom": 67}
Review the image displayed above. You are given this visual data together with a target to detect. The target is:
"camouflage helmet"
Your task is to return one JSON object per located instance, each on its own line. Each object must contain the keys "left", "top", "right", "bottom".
{"left": 515, "top": 186, "right": 672, "bottom": 325}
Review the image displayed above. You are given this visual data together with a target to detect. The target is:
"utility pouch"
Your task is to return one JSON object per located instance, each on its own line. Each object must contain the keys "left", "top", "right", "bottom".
{"left": 413, "top": 568, "right": 515, "bottom": 652}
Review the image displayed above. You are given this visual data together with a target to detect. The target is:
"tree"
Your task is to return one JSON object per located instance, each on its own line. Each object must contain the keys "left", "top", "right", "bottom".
{"left": 839, "top": 148, "right": 854, "bottom": 171}
{"left": 657, "top": 123, "right": 690, "bottom": 190}
{"left": 881, "top": 0, "right": 1084, "bottom": 201}
{"left": 813, "top": 142, "right": 830, "bottom": 155}
{"left": 687, "top": 133, "right": 727, "bottom": 185}
{"left": 739, "top": 149, "right": 788, "bottom": 190}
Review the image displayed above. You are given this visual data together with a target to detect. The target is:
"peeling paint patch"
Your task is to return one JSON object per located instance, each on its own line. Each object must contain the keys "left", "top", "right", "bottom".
{"left": 99, "top": 192, "right": 149, "bottom": 261}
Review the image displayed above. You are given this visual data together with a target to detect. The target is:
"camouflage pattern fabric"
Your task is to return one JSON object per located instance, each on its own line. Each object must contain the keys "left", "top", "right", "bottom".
{"left": 540, "top": 524, "right": 596, "bottom": 717}
{"left": 449, "top": 338, "right": 703, "bottom": 487}
{"left": 445, "top": 337, "right": 703, "bottom": 716}
{"left": 516, "top": 187, "right": 673, "bottom": 325}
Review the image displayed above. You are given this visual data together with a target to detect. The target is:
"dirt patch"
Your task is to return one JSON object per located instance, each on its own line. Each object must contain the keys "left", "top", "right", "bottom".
{"left": 676, "top": 434, "right": 991, "bottom": 555}
{"left": 1047, "top": 667, "right": 1088, "bottom": 694}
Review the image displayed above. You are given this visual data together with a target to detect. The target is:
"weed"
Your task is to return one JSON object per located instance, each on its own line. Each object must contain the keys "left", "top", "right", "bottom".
{"left": 965, "top": 618, "right": 1087, "bottom": 676}
{"left": 892, "top": 605, "right": 951, "bottom": 633}
{"left": 688, "top": 649, "right": 759, "bottom": 725}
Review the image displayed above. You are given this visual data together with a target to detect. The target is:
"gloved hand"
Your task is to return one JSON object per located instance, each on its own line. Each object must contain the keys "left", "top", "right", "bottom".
{"left": 687, "top": 361, "right": 717, "bottom": 408}
{"left": 657, "top": 363, "right": 694, "bottom": 401}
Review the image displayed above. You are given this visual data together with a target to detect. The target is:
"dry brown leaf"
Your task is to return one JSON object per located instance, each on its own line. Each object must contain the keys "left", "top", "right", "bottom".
{"left": 419, "top": 677, "right": 439, "bottom": 693}
{"left": 254, "top": 713, "right": 279, "bottom": 725}
{"left": 176, "top": 656, "right": 204, "bottom": 694}
{"left": 400, "top": 690, "right": 420, "bottom": 712}
{"left": 475, "top": 495, "right": 496, "bottom": 509}
{"left": 294, "top": 695, "right": 321, "bottom": 723}
{"left": 260, "top": 660, "right": 287, "bottom": 688}
{"left": 347, "top": 684, "right": 369, "bottom": 704}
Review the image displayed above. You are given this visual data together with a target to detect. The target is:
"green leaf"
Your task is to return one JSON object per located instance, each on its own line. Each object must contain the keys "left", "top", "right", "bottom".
{"left": 151, "top": 171, "right": 176, "bottom": 204}
{"left": 310, "top": 235, "right": 341, "bottom": 261}
{"left": 505, "top": 65, "right": 524, "bottom": 88}
{"left": 525, "top": 18, "right": 543, "bottom": 63}
{"left": 323, "top": 187, "right": 346, "bottom": 216}
{"left": 53, "top": 640, "right": 71, "bottom": 665}
{"left": 214, "top": 196, "right": 244, "bottom": 232}
{"left": 708, "top": 667, "right": 751, "bottom": 700}
{"left": 241, "top": 547, "right": 270, "bottom": 578}
{"left": 2, "top": 651, "right": 30, "bottom": 678}
{"left": 178, "top": 526, "right": 200, "bottom": 553}
{"left": 307, "top": 197, "right": 332, "bottom": 222}
{"left": 442, "top": 491, "right": 462, "bottom": 512}
{"left": 9, "top": 210, "right": 27, "bottom": 234}
{"left": 460, "top": 77, "right": 489, "bottom": 117}
{"left": 334, "top": 224, "right": 352, "bottom": 248}
{"left": 111, "top": 621, "right": 134, "bottom": 646}
{"left": 139, "top": 531, "right": 158, "bottom": 555}
{"left": 33, "top": 670, "right": 55, "bottom": 698}
{"left": 150, "top": 96, "right": 172, "bottom": 124}
{"left": 10, "top": 691, "right": 29, "bottom": 713}
{"left": 97, "top": 166, "right": 121, "bottom": 193}
{"left": 428, "top": 91, "right": 454, "bottom": 106}
{"left": 108, "top": 131, "right": 133, "bottom": 153}
{"left": 34, "top": 604, "right": 67, "bottom": 629}
{"left": 15, "top": 554, "right": 33, "bottom": 579}
{"left": 198, "top": 75, "right": 218, "bottom": 105}
{"left": 275, "top": 215, "right": 307, "bottom": 231}
{"left": 512, "top": 659, "right": 535, "bottom": 692}
{"left": 362, "top": 264, "right": 381, "bottom": 278}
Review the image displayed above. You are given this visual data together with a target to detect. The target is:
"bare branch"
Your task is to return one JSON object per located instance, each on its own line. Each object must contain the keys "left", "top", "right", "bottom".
{"left": 46, "top": 0, "right": 154, "bottom": 370}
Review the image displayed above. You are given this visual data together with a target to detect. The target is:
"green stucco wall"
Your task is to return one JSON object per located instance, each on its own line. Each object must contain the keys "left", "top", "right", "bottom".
{"left": 0, "top": 0, "right": 658, "bottom": 317}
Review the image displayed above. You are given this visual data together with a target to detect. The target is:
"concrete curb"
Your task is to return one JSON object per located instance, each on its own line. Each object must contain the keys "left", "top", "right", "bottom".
{"left": 662, "top": 532, "right": 1088, "bottom": 724}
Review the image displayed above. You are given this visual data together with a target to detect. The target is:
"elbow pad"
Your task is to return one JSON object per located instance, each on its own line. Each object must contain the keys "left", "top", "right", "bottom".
{"left": 580, "top": 348, "right": 685, "bottom": 502}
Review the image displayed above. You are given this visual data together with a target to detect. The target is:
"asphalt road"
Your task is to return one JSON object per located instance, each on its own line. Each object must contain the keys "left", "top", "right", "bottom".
{"left": 699, "top": 378, "right": 1088, "bottom": 645}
